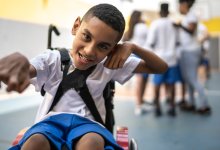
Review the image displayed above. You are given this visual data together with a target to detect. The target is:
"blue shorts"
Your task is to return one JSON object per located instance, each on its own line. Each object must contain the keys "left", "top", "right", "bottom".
{"left": 142, "top": 73, "right": 148, "bottom": 80}
{"left": 153, "top": 65, "right": 182, "bottom": 85}
{"left": 134, "top": 55, "right": 149, "bottom": 79}
{"left": 9, "top": 114, "right": 123, "bottom": 150}
{"left": 200, "top": 57, "right": 209, "bottom": 66}
{"left": 138, "top": 73, "right": 148, "bottom": 80}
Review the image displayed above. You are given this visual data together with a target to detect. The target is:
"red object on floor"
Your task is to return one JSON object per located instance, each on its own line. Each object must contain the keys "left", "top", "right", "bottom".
{"left": 116, "top": 126, "right": 129, "bottom": 150}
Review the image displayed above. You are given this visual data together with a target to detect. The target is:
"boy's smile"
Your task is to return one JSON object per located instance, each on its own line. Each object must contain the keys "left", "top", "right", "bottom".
{"left": 70, "top": 16, "right": 120, "bottom": 70}
{"left": 78, "top": 52, "right": 94, "bottom": 64}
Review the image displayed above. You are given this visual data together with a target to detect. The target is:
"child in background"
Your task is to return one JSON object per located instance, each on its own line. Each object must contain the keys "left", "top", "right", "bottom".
{"left": 123, "top": 10, "right": 149, "bottom": 115}
{"left": 146, "top": 3, "right": 180, "bottom": 117}
{"left": 175, "top": 0, "right": 211, "bottom": 114}
{"left": 197, "top": 22, "right": 211, "bottom": 82}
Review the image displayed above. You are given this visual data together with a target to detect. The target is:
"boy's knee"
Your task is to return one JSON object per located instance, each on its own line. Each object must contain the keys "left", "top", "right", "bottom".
{"left": 75, "top": 133, "right": 105, "bottom": 150}
{"left": 22, "top": 133, "right": 51, "bottom": 150}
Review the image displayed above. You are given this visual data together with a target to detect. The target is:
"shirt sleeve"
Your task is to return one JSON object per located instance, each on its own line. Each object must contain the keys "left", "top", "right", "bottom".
{"left": 30, "top": 50, "right": 62, "bottom": 92}
{"left": 112, "top": 56, "right": 141, "bottom": 84}
{"left": 187, "top": 10, "right": 198, "bottom": 23}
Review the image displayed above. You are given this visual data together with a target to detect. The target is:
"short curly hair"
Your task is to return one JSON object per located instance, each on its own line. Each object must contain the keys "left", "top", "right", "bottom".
{"left": 82, "top": 3, "right": 125, "bottom": 41}
{"left": 179, "top": 0, "right": 195, "bottom": 8}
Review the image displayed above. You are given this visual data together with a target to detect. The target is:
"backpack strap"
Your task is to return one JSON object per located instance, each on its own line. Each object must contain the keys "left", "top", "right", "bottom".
{"left": 47, "top": 49, "right": 105, "bottom": 126}
{"left": 40, "top": 48, "right": 70, "bottom": 96}
{"left": 47, "top": 48, "right": 71, "bottom": 112}
{"left": 75, "top": 69, "right": 105, "bottom": 126}
{"left": 103, "top": 80, "right": 115, "bottom": 133}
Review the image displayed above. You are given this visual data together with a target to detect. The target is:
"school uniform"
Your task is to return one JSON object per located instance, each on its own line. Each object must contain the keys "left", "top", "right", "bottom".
{"left": 178, "top": 9, "right": 209, "bottom": 108}
{"left": 9, "top": 50, "right": 140, "bottom": 150}
{"left": 146, "top": 17, "right": 179, "bottom": 85}
{"left": 197, "top": 22, "right": 210, "bottom": 66}
{"left": 130, "top": 22, "right": 149, "bottom": 79}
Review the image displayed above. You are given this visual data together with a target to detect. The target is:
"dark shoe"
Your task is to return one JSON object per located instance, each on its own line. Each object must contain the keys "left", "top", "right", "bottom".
{"left": 167, "top": 108, "right": 176, "bottom": 117}
{"left": 196, "top": 107, "right": 211, "bottom": 115}
{"left": 144, "top": 100, "right": 155, "bottom": 106}
{"left": 177, "top": 99, "right": 186, "bottom": 107}
{"left": 155, "top": 108, "right": 162, "bottom": 117}
{"left": 180, "top": 104, "right": 196, "bottom": 112}
{"left": 206, "top": 72, "right": 211, "bottom": 79}
{"left": 165, "top": 98, "right": 171, "bottom": 104}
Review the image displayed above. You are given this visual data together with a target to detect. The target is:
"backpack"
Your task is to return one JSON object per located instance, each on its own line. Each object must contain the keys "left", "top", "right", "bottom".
{"left": 40, "top": 48, "right": 115, "bottom": 133}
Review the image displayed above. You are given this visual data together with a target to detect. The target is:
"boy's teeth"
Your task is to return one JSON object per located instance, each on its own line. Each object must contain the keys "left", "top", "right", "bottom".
{"left": 82, "top": 56, "right": 87, "bottom": 60}
{"left": 80, "top": 54, "right": 89, "bottom": 61}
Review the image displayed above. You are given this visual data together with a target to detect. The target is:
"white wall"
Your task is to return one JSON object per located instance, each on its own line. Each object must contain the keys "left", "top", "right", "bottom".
{"left": 0, "top": 18, "right": 73, "bottom": 59}
{"left": 196, "top": 0, "right": 220, "bottom": 18}
{"left": 82, "top": 0, "right": 220, "bottom": 19}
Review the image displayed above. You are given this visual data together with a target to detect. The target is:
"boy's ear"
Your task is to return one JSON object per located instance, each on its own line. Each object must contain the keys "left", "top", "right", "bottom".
{"left": 72, "top": 17, "right": 81, "bottom": 35}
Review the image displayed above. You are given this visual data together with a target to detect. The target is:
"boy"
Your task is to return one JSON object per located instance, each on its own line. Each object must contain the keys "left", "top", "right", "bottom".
{"left": 146, "top": 3, "right": 179, "bottom": 117}
{"left": 175, "top": 0, "right": 211, "bottom": 114}
{"left": 0, "top": 3, "right": 167, "bottom": 150}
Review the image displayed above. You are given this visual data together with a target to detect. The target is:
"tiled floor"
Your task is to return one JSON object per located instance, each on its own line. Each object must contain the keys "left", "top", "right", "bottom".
{"left": 0, "top": 71, "right": 220, "bottom": 150}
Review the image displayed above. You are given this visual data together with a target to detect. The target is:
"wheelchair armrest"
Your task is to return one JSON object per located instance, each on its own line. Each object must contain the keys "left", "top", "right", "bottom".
{"left": 129, "top": 138, "right": 138, "bottom": 150}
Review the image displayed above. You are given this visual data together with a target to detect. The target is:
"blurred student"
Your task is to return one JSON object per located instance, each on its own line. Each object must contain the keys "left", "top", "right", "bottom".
{"left": 197, "top": 22, "right": 211, "bottom": 82}
{"left": 146, "top": 3, "right": 179, "bottom": 116}
{"left": 175, "top": 0, "right": 211, "bottom": 114}
{"left": 123, "top": 10, "right": 149, "bottom": 115}
{"left": 177, "top": 21, "right": 210, "bottom": 107}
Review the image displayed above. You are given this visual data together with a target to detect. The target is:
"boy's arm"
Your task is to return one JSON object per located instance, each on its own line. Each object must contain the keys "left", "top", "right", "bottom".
{"left": 0, "top": 52, "right": 36, "bottom": 93}
{"left": 131, "top": 43, "right": 168, "bottom": 74}
{"left": 104, "top": 42, "right": 168, "bottom": 74}
{"left": 173, "top": 22, "right": 197, "bottom": 35}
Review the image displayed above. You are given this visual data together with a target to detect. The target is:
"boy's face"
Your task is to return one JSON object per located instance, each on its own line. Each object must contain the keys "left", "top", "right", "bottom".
{"left": 179, "top": 2, "right": 188, "bottom": 14}
{"left": 71, "top": 16, "right": 120, "bottom": 70}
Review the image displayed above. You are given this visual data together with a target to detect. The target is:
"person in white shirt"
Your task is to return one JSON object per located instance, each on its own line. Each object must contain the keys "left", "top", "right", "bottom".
{"left": 174, "top": 0, "right": 211, "bottom": 114}
{"left": 0, "top": 3, "right": 168, "bottom": 150}
{"left": 197, "top": 22, "right": 211, "bottom": 81}
{"left": 146, "top": 3, "right": 180, "bottom": 117}
{"left": 123, "top": 10, "right": 149, "bottom": 115}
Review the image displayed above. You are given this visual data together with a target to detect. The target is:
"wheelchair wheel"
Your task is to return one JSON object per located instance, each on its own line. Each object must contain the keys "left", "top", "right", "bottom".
{"left": 129, "top": 138, "right": 138, "bottom": 150}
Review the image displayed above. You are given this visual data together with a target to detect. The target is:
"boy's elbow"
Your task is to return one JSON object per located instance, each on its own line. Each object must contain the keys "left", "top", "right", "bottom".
{"left": 161, "top": 62, "right": 168, "bottom": 73}
{"left": 149, "top": 62, "right": 168, "bottom": 74}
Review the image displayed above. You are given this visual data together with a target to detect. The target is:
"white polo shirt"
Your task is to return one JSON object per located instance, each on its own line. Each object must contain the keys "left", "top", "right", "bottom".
{"left": 146, "top": 17, "right": 178, "bottom": 67}
{"left": 179, "top": 9, "right": 200, "bottom": 51}
{"left": 130, "top": 22, "right": 148, "bottom": 47}
{"left": 30, "top": 50, "right": 140, "bottom": 123}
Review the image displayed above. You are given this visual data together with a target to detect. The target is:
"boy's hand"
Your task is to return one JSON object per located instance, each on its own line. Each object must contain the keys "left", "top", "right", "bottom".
{"left": 104, "top": 42, "right": 133, "bottom": 69}
{"left": 0, "top": 52, "right": 30, "bottom": 93}
{"left": 173, "top": 22, "right": 181, "bottom": 28}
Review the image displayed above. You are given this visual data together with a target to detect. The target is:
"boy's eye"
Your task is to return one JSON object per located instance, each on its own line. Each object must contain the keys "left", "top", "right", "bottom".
{"left": 82, "top": 33, "right": 91, "bottom": 41}
{"left": 98, "top": 44, "right": 109, "bottom": 51}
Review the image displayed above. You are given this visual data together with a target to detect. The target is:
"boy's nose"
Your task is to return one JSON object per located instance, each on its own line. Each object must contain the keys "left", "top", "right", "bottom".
{"left": 84, "top": 44, "right": 96, "bottom": 56}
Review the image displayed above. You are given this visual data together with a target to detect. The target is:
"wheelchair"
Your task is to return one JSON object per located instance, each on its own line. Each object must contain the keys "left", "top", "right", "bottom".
{"left": 11, "top": 24, "right": 138, "bottom": 150}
